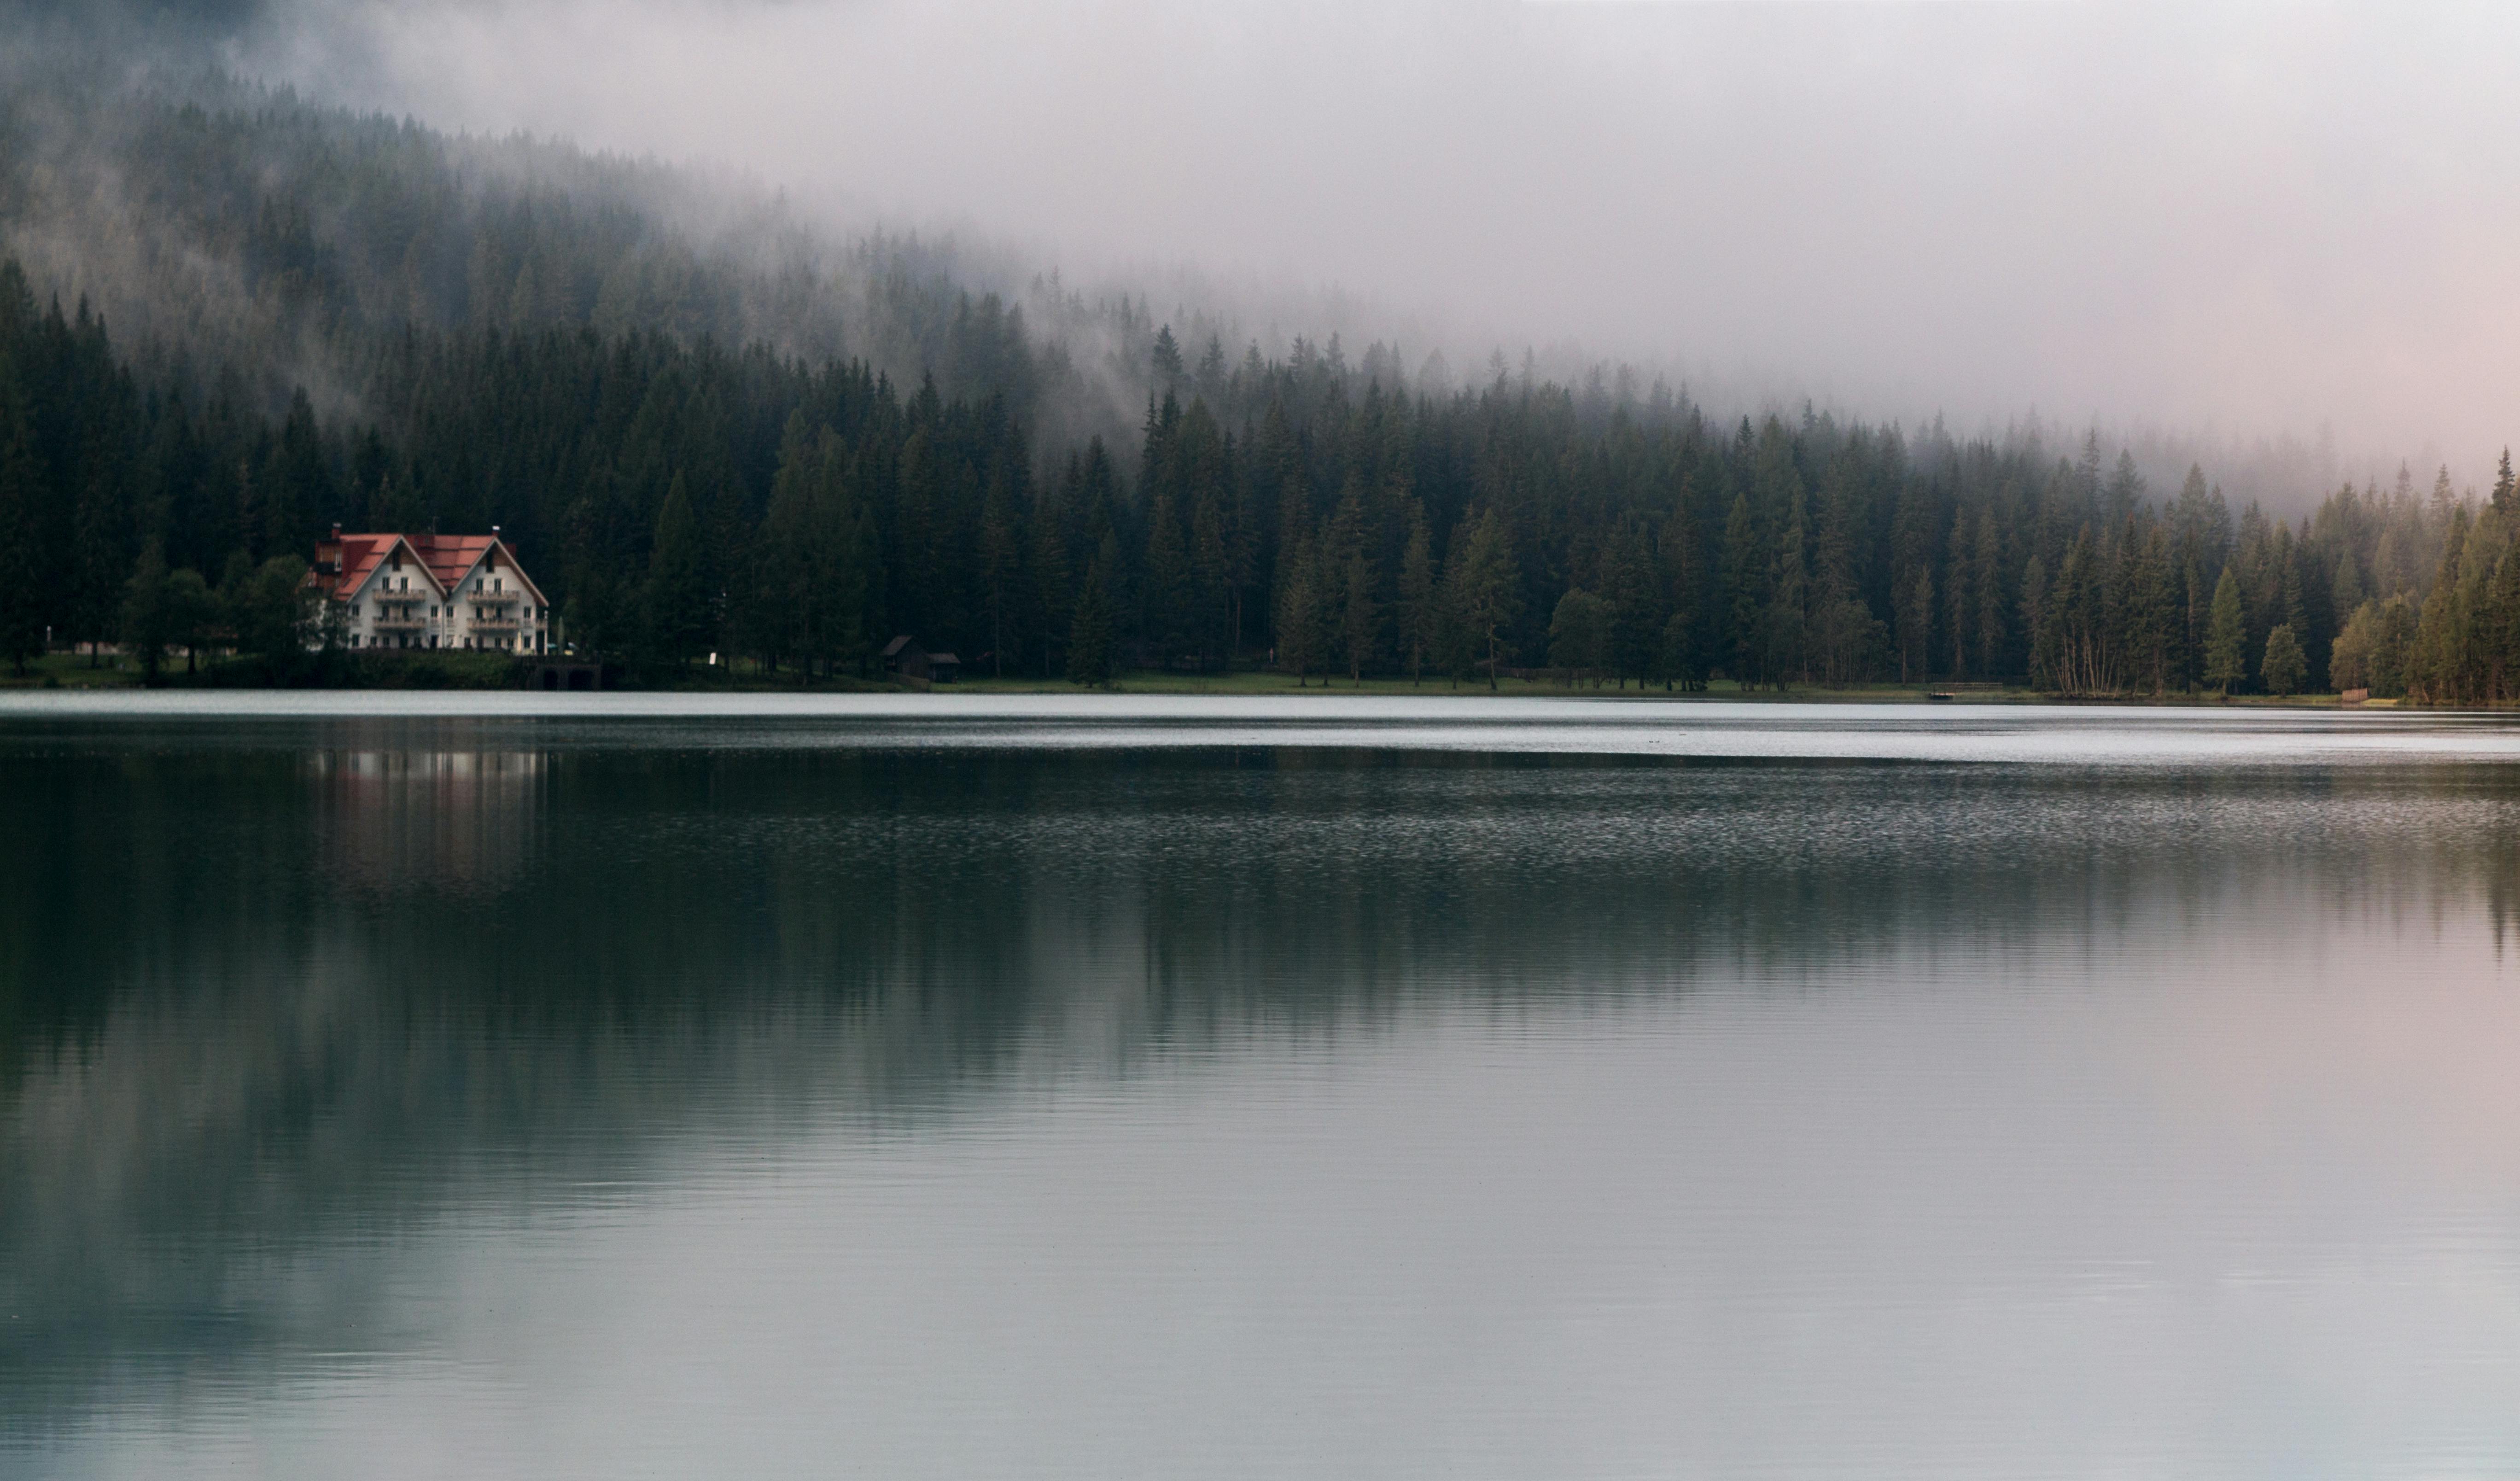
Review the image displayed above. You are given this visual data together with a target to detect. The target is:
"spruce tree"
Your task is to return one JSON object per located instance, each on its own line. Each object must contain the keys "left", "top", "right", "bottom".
{"left": 2204, "top": 566, "right": 2248, "bottom": 694}
{"left": 1068, "top": 544, "right": 1114, "bottom": 687}
{"left": 71, "top": 461, "right": 129, "bottom": 663}
{"left": 0, "top": 373, "right": 40, "bottom": 674}
{"left": 1449, "top": 508, "right": 1521, "bottom": 690}
{"left": 980, "top": 472, "right": 1022, "bottom": 677}
{"left": 1721, "top": 492, "right": 1762, "bottom": 686}
{"left": 2261, "top": 623, "right": 2306, "bottom": 697}
{"left": 645, "top": 472, "right": 709, "bottom": 668}
{"left": 1341, "top": 550, "right": 1378, "bottom": 683}
{"left": 1397, "top": 507, "right": 1435, "bottom": 685}
{"left": 1601, "top": 515, "right": 1657, "bottom": 687}
{"left": 1902, "top": 567, "right": 1933, "bottom": 683}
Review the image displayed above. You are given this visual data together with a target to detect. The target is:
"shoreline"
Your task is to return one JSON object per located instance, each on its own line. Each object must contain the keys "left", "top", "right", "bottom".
{"left": 0, "top": 651, "right": 2407, "bottom": 710}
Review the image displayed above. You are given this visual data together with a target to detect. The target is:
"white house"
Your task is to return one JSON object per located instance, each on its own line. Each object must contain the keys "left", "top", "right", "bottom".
{"left": 310, "top": 526, "right": 554, "bottom": 654}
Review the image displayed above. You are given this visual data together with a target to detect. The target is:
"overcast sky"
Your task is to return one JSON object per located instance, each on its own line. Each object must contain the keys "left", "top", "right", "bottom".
{"left": 251, "top": 1, "right": 2520, "bottom": 477}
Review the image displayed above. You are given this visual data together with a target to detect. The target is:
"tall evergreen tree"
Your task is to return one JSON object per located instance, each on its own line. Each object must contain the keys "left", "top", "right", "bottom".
{"left": 1397, "top": 505, "right": 1435, "bottom": 684}
{"left": 2261, "top": 623, "right": 2306, "bottom": 697}
{"left": 2204, "top": 566, "right": 2248, "bottom": 694}
{"left": 1067, "top": 538, "right": 1116, "bottom": 687}
{"left": 645, "top": 472, "right": 708, "bottom": 667}
{"left": 1448, "top": 507, "right": 1520, "bottom": 690}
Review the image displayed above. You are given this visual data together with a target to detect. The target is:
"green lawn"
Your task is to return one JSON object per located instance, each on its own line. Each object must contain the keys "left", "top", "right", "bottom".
{"left": 0, "top": 650, "right": 146, "bottom": 687}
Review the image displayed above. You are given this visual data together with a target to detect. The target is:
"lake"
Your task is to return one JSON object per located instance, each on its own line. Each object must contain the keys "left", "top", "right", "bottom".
{"left": 6, "top": 695, "right": 2520, "bottom": 1479}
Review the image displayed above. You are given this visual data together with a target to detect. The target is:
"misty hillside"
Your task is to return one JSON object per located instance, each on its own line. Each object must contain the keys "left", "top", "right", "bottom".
{"left": 0, "top": 67, "right": 1121, "bottom": 422}
{"left": 3, "top": 61, "right": 2517, "bottom": 706}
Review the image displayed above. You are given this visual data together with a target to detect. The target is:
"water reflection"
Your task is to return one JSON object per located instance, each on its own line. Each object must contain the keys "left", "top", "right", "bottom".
{"left": 312, "top": 746, "right": 547, "bottom": 892}
{"left": 7, "top": 715, "right": 2520, "bottom": 1476}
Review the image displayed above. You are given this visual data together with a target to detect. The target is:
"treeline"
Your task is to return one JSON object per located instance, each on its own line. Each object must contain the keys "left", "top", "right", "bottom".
{"left": 10, "top": 245, "right": 2520, "bottom": 700}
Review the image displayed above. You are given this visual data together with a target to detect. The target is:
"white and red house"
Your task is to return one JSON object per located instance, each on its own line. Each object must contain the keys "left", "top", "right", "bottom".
{"left": 308, "top": 526, "right": 554, "bottom": 654}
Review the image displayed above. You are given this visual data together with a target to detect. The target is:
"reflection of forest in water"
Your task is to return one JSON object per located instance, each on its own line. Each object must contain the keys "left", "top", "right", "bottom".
{"left": 6, "top": 722, "right": 2520, "bottom": 1421}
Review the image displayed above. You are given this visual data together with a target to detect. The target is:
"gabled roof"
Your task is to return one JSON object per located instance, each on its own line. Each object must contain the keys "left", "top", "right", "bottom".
{"left": 418, "top": 534, "right": 549, "bottom": 607}
{"left": 320, "top": 534, "right": 446, "bottom": 601}
{"left": 309, "top": 532, "right": 545, "bottom": 606}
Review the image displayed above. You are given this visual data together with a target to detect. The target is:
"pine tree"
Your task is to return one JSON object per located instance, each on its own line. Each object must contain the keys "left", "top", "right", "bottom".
{"left": 980, "top": 470, "right": 1022, "bottom": 677}
{"left": 1601, "top": 514, "right": 1658, "bottom": 688}
{"left": 645, "top": 472, "right": 709, "bottom": 668}
{"left": 1901, "top": 566, "right": 1933, "bottom": 683}
{"left": 1341, "top": 550, "right": 1378, "bottom": 682}
{"left": 2490, "top": 545, "right": 2520, "bottom": 700}
{"left": 1030, "top": 455, "right": 1076, "bottom": 678}
{"left": 70, "top": 458, "right": 128, "bottom": 663}
{"left": 120, "top": 538, "right": 170, "bottom": 681}
{"left": 0, "top": 379, "right": 42, "bottom": 674}
{"left": 1765, "top": 486, "right": 1808, "bottom": 687}
{"left": 1142, "top": 483, "right": 1192, "bottom": 665}
{"left": 2411, "top": 506, "right": 2473, "bottom": 703}
{"left": 1067, "top": 539, "right": 1115, "bottom": 687}
{"left": 1448, "top": 508, "right": 1520, "bottom": 690}
{"left": 2018, "top": 554, "right": 2048, "bottom": 688}
{"left": 2204, "top": 566, "right": 2248, "bottom": 694}
{"left": 2125, "top": 525, "right": 2178, "bottom": 694}
{"left": 1975, "top": 510, "right": 2006, "bottom": 679}
{"left": 1275, "top": 535, "right": 1325, "bottom": 685}
{"left": 1721, "top": 491, "right": 1762, "bottom": 686}
{"left": 1397, "top": 505, "right": 1435, "bottom": 685}
{"left": 1944, "top": 509, "right": 1972, "bottom": 680}
{"left": 2261, "top": 623, "right": 2306, "bottom": 697}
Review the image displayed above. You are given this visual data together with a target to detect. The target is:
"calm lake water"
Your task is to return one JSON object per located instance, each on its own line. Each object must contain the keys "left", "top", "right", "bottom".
{"left": 8, "top": 695, "right": 2520, "bottom": 1479}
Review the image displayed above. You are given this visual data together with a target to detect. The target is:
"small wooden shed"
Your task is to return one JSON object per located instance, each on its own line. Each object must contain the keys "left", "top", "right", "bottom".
{"left": 883, "top": 636, "right": 962, "bottom": 683}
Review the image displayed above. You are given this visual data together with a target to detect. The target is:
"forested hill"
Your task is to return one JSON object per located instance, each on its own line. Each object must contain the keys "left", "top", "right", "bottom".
{"left": 0, "top": 67, "right": 1092, "bottom": 428}
{"left": 0, "top": 68, "right": 2514, "bottom": 700}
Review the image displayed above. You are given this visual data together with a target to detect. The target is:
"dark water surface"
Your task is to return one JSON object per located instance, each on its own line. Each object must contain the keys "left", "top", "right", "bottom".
{"left": 7, "top": 697, "right": 2520, "bottom": 1478}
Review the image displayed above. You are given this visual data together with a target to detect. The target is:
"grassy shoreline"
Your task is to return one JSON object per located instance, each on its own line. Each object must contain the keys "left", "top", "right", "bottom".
{"left": 0, "top": 649, "right": 2403, "bottom": 706}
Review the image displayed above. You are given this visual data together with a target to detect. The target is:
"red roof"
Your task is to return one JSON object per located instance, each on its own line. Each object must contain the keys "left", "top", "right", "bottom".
{"left": 309, "top": 533, "right": 545, "bottom": 606}
{"left": 307, "top": 535, "right": 432, "bottom": 600}
{"left": 409, "top": 534, "right": 499, "bottom": 593}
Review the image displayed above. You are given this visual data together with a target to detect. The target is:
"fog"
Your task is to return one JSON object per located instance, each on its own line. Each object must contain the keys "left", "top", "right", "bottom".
{"left": 62, "top": 0, "right": 2520, "bottom": 485}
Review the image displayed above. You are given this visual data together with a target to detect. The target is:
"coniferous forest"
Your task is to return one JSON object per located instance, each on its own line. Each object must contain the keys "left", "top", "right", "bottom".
{"left": 2, "top": 71, "right": 2515, "bottom": 699}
